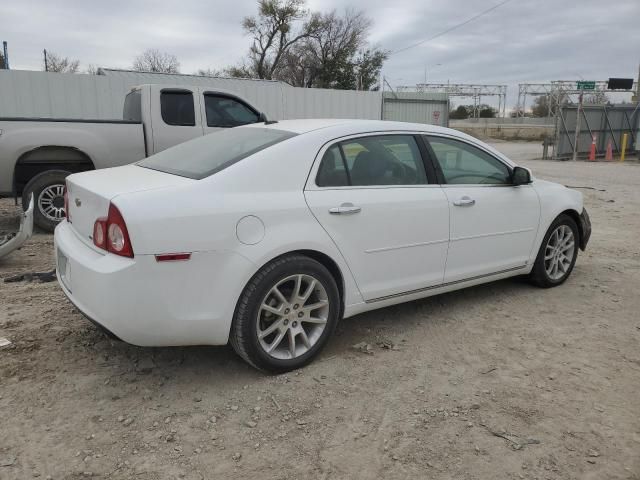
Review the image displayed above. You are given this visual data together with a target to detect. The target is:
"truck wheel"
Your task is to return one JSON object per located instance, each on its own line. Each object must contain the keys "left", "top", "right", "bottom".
{"left": 22, "top": 170, "right": 71, "bottom": 233}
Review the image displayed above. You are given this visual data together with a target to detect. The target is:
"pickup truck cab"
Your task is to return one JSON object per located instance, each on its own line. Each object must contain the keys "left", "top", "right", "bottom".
{"left": 0, "top": 84, "right": 264, "bottom": 231}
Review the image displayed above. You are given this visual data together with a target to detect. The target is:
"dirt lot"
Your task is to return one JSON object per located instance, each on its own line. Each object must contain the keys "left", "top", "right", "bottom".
{"left": 1, "top": 149, "right": 639, "bottom": 480}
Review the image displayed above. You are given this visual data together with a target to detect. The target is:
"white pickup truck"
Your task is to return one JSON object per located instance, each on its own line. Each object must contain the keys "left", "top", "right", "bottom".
{"left": 0, "top": 84, "right": 264, "bottom": 231}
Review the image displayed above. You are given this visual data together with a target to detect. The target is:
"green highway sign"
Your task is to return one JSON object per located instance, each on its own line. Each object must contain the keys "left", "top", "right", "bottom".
{"left": 576, "top": 81, "right": 596, "bottom": 90}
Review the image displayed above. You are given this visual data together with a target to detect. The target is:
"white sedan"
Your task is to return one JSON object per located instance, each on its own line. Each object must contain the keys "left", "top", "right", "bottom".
{"left": 54, "top": 119, "right": 591, "bottom": 372}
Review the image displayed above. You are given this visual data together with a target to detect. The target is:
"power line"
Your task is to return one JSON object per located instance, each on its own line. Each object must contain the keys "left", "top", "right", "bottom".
{"left": 390, "top": 0, "right": 515, "bottom": 56}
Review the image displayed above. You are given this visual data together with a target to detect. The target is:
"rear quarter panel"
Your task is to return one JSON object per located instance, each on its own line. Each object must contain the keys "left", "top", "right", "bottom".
{"left": 114, "top": 134, "right": 365, "bottom": 318}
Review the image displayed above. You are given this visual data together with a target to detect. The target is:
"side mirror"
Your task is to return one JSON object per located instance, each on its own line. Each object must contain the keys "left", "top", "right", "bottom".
{"left": 512, "top": 166, "right": 532, "bottom": 186}
{"left": 257, "top": 112, "right": 268, "bottom": 123}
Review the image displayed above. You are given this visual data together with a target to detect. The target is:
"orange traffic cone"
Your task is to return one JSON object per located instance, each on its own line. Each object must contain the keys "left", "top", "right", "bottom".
{"left": 605, "top": 139, "right": 613, "bottom": 161}
{"left": 588, "top": 135, "right": 597, "bottom": 161}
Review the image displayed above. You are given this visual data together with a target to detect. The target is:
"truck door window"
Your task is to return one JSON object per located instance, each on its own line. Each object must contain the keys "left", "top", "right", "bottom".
{"left": 123, "top": 91, "right": 142, "bottom": 122}
{"left": 160, "top": 91, "right": 196, "bottom": 126}
{"left": 204, "top": 94, "right": 260, "bottom": 127}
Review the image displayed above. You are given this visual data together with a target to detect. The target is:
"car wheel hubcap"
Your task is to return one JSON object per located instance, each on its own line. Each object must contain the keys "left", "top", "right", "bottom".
{"left": 544, "top": 225, "right": 575, "bottom": 280}
{"left": 38, "top": 184, "right": 66, "bottom": 221}
{"left": 256, "top": 274, "right": 329, "bottom": 360}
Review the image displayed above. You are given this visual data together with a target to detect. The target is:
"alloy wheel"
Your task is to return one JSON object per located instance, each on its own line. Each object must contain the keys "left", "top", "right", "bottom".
{"left": 37, "top": 184, "right": 66, "bottom": 221}
{"left": 544, "top": 225, "right": 575, "bottom": 280}
{"left": 256, "top": 274, "right": 329, "bottom": 360}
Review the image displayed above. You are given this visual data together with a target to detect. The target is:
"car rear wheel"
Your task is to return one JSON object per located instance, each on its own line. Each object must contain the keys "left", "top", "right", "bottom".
{"left": 22, "top": 170, "right": 71, "bottom": 232}
{"left": 529, "top": 214, "right": 579, "bottom": 288}
{"left": 229, "top": 254, "right": 340, "bottom": 372}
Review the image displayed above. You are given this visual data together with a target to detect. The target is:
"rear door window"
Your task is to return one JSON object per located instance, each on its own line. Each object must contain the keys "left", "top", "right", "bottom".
{"left": 160, "top": 91, "right": 196, "bottom": 126}
{"left": 316, "top": 135, "right": 427, "bottom": 187}
{"left": 316, "top": 145, "right": 349, "bottom": 187}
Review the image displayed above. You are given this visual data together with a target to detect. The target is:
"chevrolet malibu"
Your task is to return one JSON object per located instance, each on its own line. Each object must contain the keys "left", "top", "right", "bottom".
{"left": 55, "top": 119, "right": 591, "bottom": 372}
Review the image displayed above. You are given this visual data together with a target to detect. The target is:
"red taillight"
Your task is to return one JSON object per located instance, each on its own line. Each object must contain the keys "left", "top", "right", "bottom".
{"left": 92, "top": 203, "right": 133, "bottom": 257}
{"left": 63, "top": 185, "right": 71, "bottom": 222}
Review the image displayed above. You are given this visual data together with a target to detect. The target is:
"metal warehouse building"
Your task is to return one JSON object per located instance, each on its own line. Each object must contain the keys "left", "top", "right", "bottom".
{"left": 0, "top": 69, "right": 449, "bottom": 126}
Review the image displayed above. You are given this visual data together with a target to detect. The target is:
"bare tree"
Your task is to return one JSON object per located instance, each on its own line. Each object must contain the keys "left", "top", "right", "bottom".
{"left": 242, "top": 0, "right": 322, "bottom": 79}
{"left": 583, "top": 92, "right": 609, "bottom": 105}
{"left": 228, "top": 1, "right": 388, "bottom": 89}
{"left": 305, "top": 9, "right": 371, "bottom": 88}
{"left": 196, "top": 68, "right": 223, "bottom": 77}
{"left": 85, "top": 64, "right": 100, "bottom": 75}
{"left": 224, "top": 64, "right": 255, "bottom": 78}
{"left": 274, "top": 9, "right": 387, "bottom": 90}
{"left": 43, "top": 51, "right": 80, "bottom": 73}
{"left": 132, "top": 49, "right": 180, "bottom": 73}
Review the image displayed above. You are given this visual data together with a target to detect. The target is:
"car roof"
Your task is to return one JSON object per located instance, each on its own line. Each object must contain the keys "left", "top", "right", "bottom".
{"left": 247, "top": 118, "right": 455, "bottom": 135}
{"left": 242, "top": 119, "right": 515, "bottom": 167}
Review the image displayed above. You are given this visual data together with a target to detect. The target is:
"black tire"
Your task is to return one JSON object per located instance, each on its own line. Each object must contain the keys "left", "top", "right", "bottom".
{"left": 22, "top": 170, "right": 71, "bottom": 232}
{"left": 229, "top": 254, "right": 341, "bottom": 373}
{"left": 529, "top": 214, "right": 579, "bottom": 288}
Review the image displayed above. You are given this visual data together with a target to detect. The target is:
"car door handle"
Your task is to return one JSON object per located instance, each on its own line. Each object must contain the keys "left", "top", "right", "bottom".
{"left": 453, "top": 196, "right": 476, "bottom": 207}
{"left": 329, "top": 203, "right": 362, "bottom": 215}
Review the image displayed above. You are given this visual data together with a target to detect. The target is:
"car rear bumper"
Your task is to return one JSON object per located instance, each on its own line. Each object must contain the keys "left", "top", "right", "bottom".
{"left": 53, "top": 221, "right": 254, "bottom": 346}
{"left": 579, "top": 207, "right": 591, "bottom": 251}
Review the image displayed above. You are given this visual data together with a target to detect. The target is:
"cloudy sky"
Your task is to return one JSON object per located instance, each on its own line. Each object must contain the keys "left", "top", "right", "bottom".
{"left": 3, "top": 0, "right": 639, "bottom": 107}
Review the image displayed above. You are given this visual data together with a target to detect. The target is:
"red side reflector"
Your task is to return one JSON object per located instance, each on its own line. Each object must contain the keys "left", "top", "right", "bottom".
{"left": 155, "top": 253, "right": 191, "bottom": 262}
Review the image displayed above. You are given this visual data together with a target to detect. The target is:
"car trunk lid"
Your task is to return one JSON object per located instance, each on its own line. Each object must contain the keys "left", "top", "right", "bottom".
{"left": 65, "top": 165, "right": 194, "bottom": 243}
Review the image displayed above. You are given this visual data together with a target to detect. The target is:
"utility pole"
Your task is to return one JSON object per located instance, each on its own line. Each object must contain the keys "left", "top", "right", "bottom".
{"left": 2, "top": 41, "right": 9, "bottom": 69}
{"left": 572, "top": 88, "right": 584, "bottom": 161}
{"left": 43, "top": 49, "right": 48, "bottom": 72}
{"left": 636, "top": 62, "right": 640, "bottom": 103}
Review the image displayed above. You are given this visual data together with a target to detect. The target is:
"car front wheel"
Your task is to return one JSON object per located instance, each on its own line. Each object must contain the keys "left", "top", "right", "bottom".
{"left": 229, "top": 254, "right": 340, "bottom": 372}
{"left": 529, "top": 214, "right": 579, "bottom": 288}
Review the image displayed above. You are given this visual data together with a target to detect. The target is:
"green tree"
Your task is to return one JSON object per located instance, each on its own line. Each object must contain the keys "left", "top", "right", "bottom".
{"left": 449, "top": 105, "right": 470, "bottom": 119}
{"left": 479, "top": 105, "right": 496, "bottom": 118}
{"left": 352, "top": 48, "right": 387, "bottom": 91}
{"left": 0, "top": 51, "right": 5, "bottom": 69}
{"left": 531, "top": 94, "right": 569, "bottom": 117}
{"left": 531, "top": 96, "right": 551, "bottom": 117}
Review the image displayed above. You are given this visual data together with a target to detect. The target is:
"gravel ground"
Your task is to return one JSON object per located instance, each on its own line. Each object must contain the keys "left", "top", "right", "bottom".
{"left": 1, "top": 148, "right": 639, "bottom": 480}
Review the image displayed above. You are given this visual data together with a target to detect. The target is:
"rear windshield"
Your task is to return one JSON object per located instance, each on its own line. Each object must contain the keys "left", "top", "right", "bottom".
{"left": 138, "top": 127, "right": 297, "bottom": 179}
